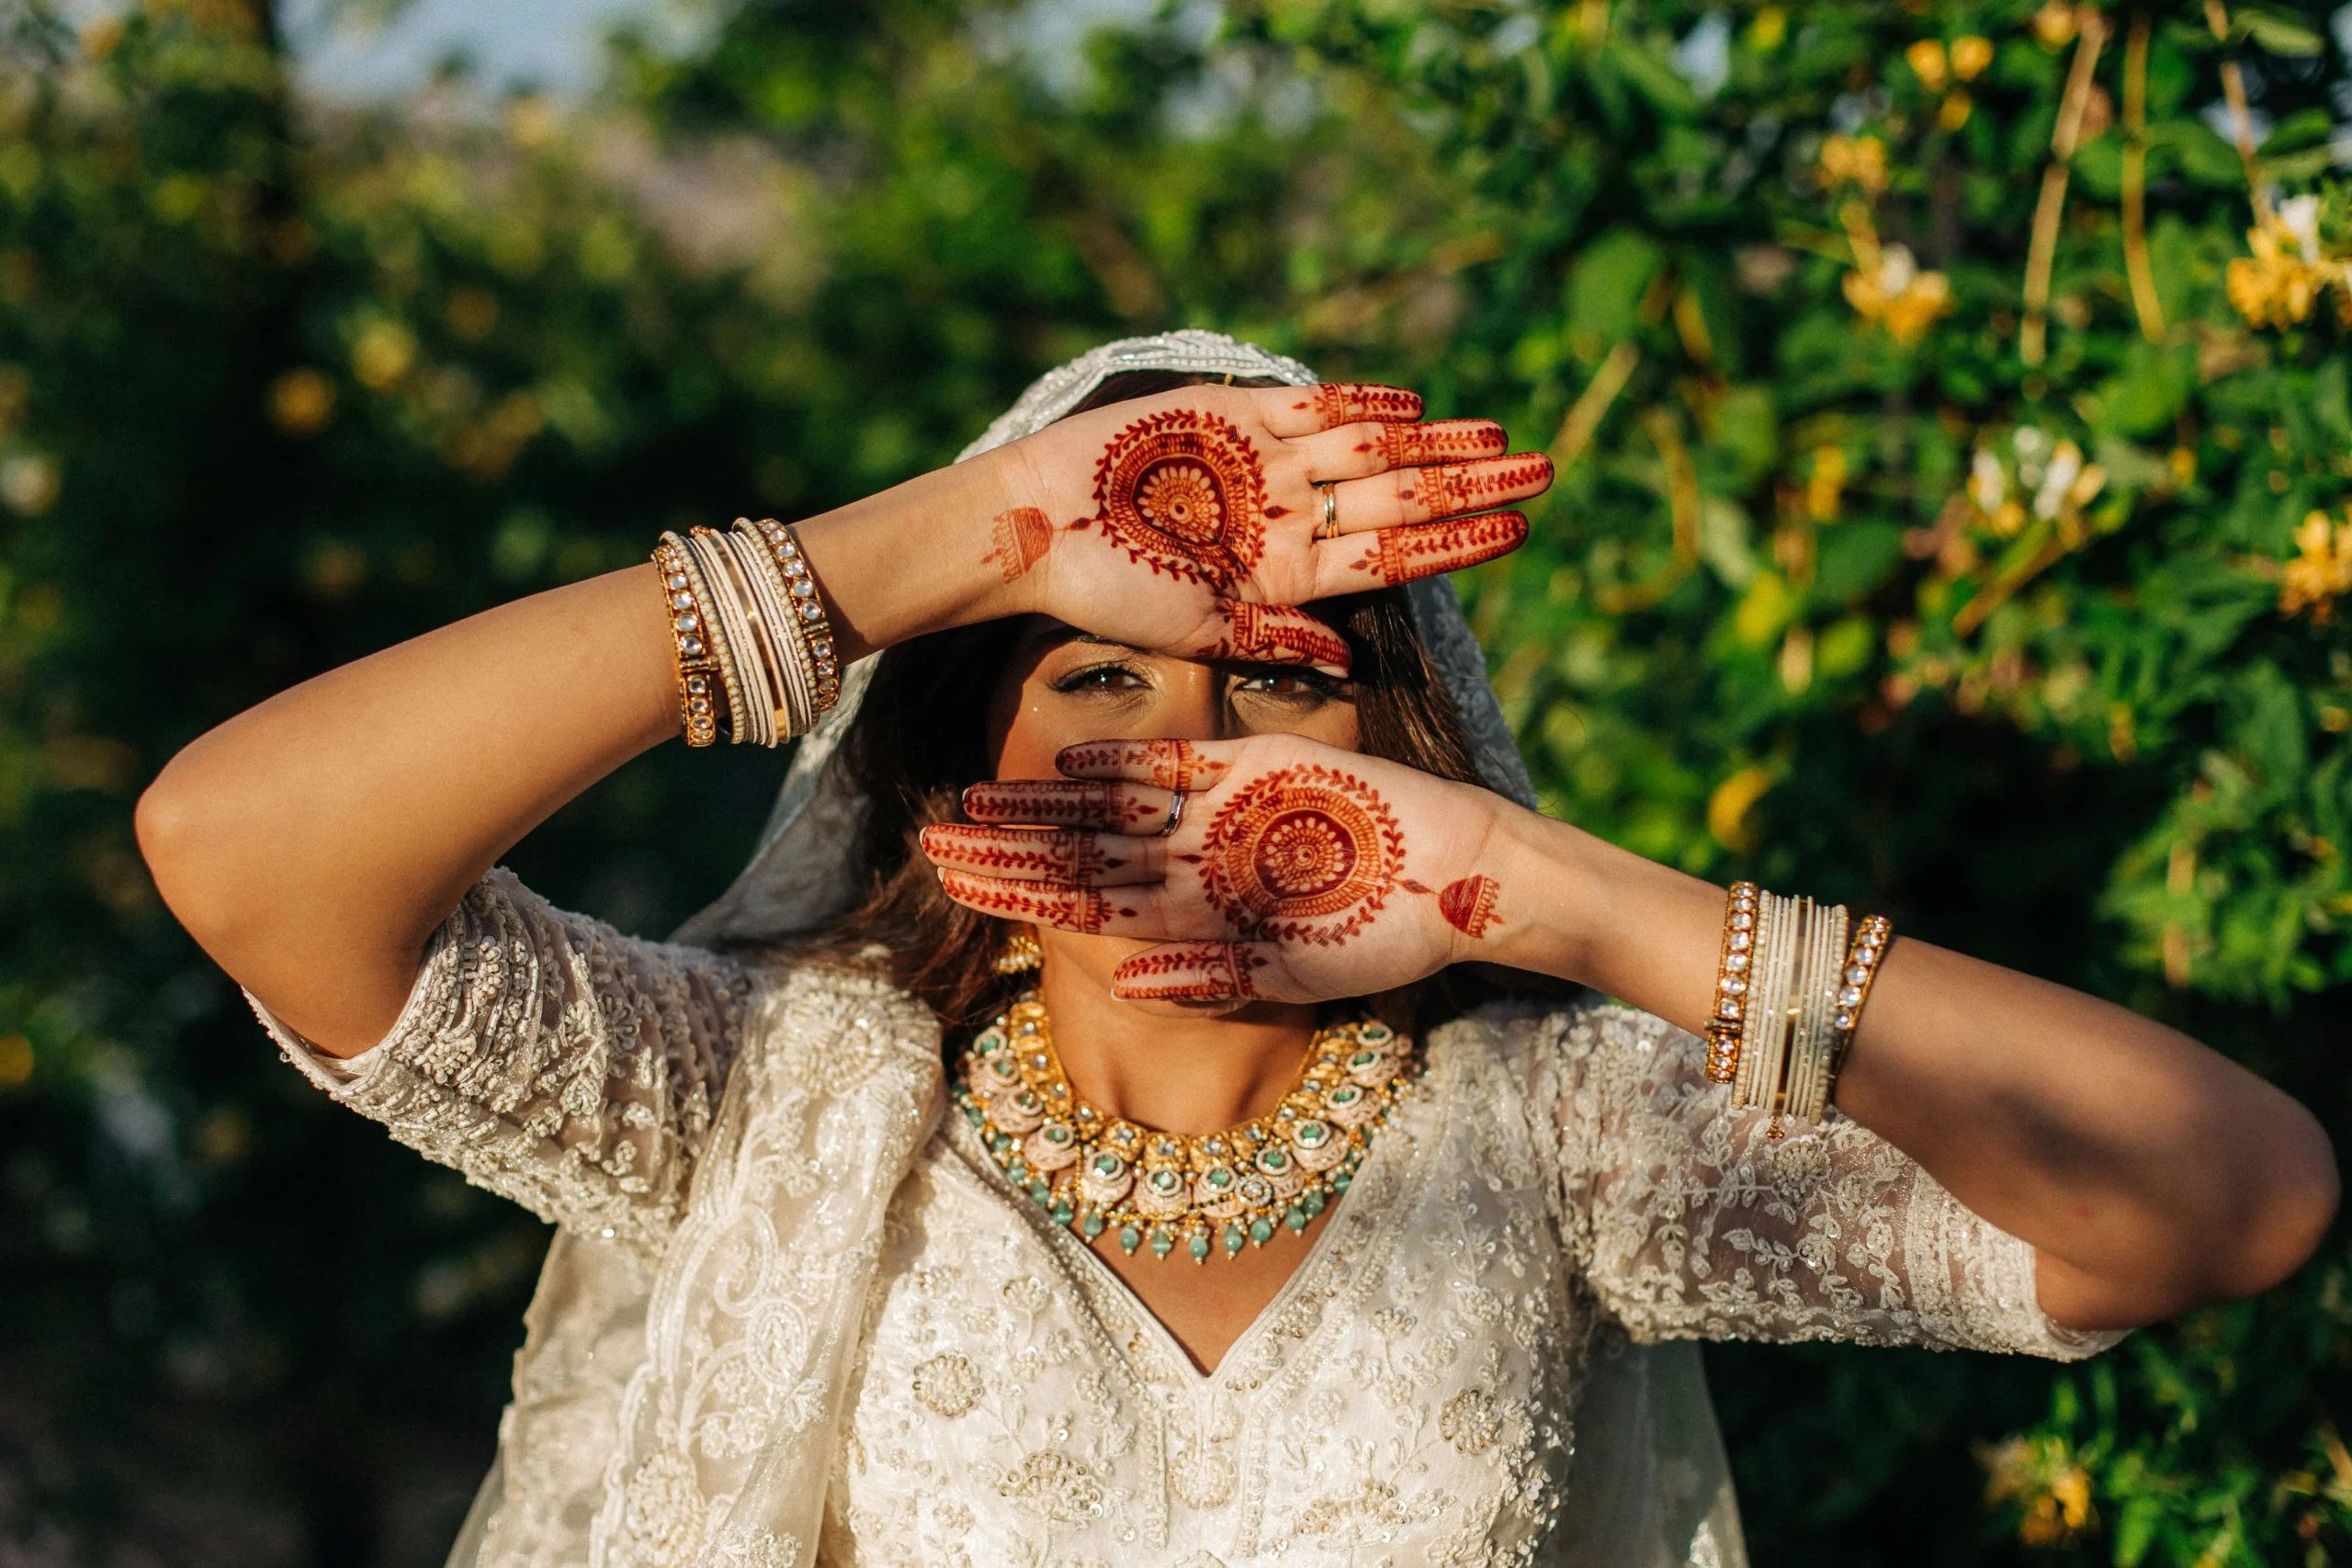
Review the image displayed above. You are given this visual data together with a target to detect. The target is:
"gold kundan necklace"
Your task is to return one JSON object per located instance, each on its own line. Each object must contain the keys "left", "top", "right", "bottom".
{"left": 955, "top": 992, "right": 1420, "bottom": 1264}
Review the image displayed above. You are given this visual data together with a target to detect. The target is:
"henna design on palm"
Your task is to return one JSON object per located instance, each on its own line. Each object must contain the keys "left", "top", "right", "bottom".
{"left": 1113, "top": 941, "right": 1265, "bottom": 1002}
{"left": 921, "top": 824, "right": 1123, "bottom": 884}
{"left": 1055, "top": 739, "right": 1231, "bottom": 794}
{"left": 1191, "top": 764, "right": 1406, "bottom": 946}
{"left": 1091, "top": 409, "right": 1278, "bottom": 591}
{"left": 1401, "top": 457, "right": 1555, "bottom": 517}
{"left": 1349, "top": 511, "right": 1529, "bottom": 584}
{"left": 984, "top": 507, "right": 1054, "bottom": 581}
{"left": 1305, "top": 383, "right": 1425, "bottom": 424}
{"left": 937, "top": 871, "right": 1133, "bottom": 933}
{"left": 1375, "top": 419, "right": 1508, "bottom": 467}
{"left": 1436, "top": 874, "right": 1502, "bottom": 938}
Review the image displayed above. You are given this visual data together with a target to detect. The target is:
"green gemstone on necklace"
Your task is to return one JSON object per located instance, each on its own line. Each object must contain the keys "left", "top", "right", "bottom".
{"left": 1350, "top": 1050, "right": 1380, "bottom": 1069}
{"left": 1295, "top": 1120, "right": 1330, "bottom": 1148}
{"left": 1005, "top": 1159, "right": 1027, "bottom": 1182}
{"left": 1029, "top": 1180, "right": 1051, "bottom": 1205}
{"left": 1188, "top": 1231, "right": 1212, "bottom": 1263}
{"left": 1149, "top": 1228, "right": 1175, "bottom": 1258}
{"left": 963, "top": 1103, "right": 984, "bottom": 1126}
{"left": 1091, "top": 1152, "right": 1125, "bottom": 1177}
{"left": 1304, "top": 1189, "right": 1327, "bottom": 1216}
{"left": 1042, "top": 1124, "right": 1071, "bottom": 1145}
{"left": 1148, "top": 1169, "right": 1182, "bottom": 1194}
{"left": 1284, "top": 1206, "right": 1308, "bottom": 1233}
{"left": 1118, "top": 1224, "right": 1142, "bottom": 1254}
{"left": 1081, "top": 1212, "right": 1105, "bottom": 1239}
{"left": 1051, "top": 1201, "right": 1072, "bottom": 1224}
{"left": 1204, "top": 1167, "right": 1234, "bottom": 1191}
{"left": 1223, "top": 1224, "right": 1246, "bottom": 1257}
{"left": 1250, "top": 1216, "right": 1274, "bottom": 1247}
{"left": 1331, "top": 1172, "right": 1351, "bottom": 1194}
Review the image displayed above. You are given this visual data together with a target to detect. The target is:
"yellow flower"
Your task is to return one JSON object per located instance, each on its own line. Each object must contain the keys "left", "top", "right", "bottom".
{"left": 1905, "top": 39, "right": 1948, "bottom": 93}
{"left": 2226, "top": 198, "right": 2348, "bottom": 330}
{"left": 2281, "top": 509, "right": 2352, "bottom": 622}
{"left": 1841, "top": 242, "right": 1951, "bottom": 344}
{"left": 1818, "top": 134, "right": 1888, "bottom": 197}
{"left": 1951, "top": 36, "right": 1994, "bottom": 80}
{"left": 1982, "top": 1434, "right": 2097, "bottom": 1547}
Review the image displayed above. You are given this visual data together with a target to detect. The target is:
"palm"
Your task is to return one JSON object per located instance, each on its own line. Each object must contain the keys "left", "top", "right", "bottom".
{"left": 923, "top": 736, "right": 1514, "bottom": 1006}
{"left": 989, "top": 384, "right": 1546, "bottom": 669}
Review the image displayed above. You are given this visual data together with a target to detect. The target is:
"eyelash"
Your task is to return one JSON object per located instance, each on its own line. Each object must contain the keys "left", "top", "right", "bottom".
{"left": 1048, "top": 662, "right": 1347, "bottom": 702}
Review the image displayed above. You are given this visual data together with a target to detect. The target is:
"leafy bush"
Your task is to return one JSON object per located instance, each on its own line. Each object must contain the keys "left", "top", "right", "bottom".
{"left": 0, "top": 1, "right": 2346, "bottom": 1562}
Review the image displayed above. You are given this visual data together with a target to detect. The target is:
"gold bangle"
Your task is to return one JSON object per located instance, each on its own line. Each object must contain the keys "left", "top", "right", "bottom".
{"left": 653, "top": 536, "right": 725, "bottom": 747}
{"left": 1703, "top": 881, "right": 1759, "bottom": 1083}
{"left": 1826, "top": 914, "right": 1894, "bottom": 1083}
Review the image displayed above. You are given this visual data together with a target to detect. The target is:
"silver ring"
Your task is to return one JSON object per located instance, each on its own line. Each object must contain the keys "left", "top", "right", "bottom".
{"left": 1315, "top": 482, "right": 1340, "bottom": 541}
{"left": 1158, "top": 788, "right": 1187, "bottom": 838}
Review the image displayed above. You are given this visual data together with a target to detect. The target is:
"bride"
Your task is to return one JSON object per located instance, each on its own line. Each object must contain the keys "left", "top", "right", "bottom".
{"left": 136, "top": 333, "right": 2335, "bottom": 1568}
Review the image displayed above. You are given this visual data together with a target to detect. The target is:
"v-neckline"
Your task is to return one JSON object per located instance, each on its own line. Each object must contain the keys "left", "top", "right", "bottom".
{"left": 944, "top": 1072, "right": 1435, "bottom": 1388}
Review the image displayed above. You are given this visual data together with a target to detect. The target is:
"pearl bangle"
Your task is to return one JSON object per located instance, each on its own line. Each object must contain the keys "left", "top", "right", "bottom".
{"left": 652, "top": 534, "right": 729, "bottom": 748}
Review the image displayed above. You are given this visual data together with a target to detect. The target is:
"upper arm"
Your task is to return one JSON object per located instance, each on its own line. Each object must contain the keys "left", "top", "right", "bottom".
{"left": 253, "top": 868, "right": 755, "bottom": 1249}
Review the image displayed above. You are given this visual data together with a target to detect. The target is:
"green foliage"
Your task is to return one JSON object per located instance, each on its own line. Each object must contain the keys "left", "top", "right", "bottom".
{"left": 2, "top": 0, "right": 2349, "bottom": 1562}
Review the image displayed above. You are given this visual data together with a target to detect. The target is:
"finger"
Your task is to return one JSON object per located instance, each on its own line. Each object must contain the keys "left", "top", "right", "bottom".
{"left": 1255, "top": 382, "right": 1424, "bottom": 437}
{"left": 1319, "top": 511, "right": 1530, "bottom": 591}
{"left": 938, "top": 870, "right": 1225, "bottom": 940}
{"left": 1188, "top": 602, "right": 1351, "bottom": 674}
{"left": 1055, "top": 738, "right": 1235, "bottom": 792}
{"left": 1375, "top": 419, "right": 1508, "bottom": 467}
{"left": 919, "top": 824, "right": 1165, "bottom": 886}
{"left": 937, "top": 871, "right": 1147, "bottom": 936}
{"left": 962, "top": 778, "right": 1176, "bottom": 833}
{"left": 1111, "top": 941, "right": 1291, "bottom": 1003}
{"left": 1331, "top": 454, "right": 1554, "bottom": 534}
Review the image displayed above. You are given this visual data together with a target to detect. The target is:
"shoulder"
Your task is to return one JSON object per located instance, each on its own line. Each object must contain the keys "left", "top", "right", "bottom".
{"left": 731, "top": 945, "right": 942, "bottom": 1081}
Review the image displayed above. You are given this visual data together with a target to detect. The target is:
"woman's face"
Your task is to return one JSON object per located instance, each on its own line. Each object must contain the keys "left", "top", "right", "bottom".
{"left": 984, "top": 615, "right": 1362, "bottom": 1012}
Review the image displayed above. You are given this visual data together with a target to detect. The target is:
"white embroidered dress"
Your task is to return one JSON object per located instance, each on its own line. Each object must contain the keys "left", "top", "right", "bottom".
{"left": 259, "top": 870, "right": 2120, "bottom": 1568}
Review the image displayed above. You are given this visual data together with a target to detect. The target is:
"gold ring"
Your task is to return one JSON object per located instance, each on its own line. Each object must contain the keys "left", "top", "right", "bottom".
{"left": 1315, "top": 482, "right": 1340, "bottom": 540}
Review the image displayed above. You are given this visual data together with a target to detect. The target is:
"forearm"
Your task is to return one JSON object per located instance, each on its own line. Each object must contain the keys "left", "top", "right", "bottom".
{"left": 1488, "top": 807, "right": 2338, "bottom": 1327}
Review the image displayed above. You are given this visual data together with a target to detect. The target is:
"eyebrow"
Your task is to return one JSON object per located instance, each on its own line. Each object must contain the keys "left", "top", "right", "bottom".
{"left": 1021, "top": 622, "right": 1146, "bottom": 657}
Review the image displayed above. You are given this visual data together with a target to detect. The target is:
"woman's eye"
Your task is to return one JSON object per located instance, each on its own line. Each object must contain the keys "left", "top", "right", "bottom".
{"left": 1235, "top": 671, "right": 1343, "bottom": 701}
{"left": 1051, "top": 663, "right": 1148, "bottom": 694}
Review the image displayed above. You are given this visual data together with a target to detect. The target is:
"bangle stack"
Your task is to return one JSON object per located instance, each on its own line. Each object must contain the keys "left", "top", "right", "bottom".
{"left": 1704, "top": 882, "right": 1892, "bottom": 1134}
{"left": 651, "top": 518, "right": 842, "bottom": 747}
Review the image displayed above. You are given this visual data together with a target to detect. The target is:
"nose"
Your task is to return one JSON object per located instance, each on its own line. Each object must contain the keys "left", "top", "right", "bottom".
{"left": 1152, "top": 660, "right": 1233, "bottom": 743}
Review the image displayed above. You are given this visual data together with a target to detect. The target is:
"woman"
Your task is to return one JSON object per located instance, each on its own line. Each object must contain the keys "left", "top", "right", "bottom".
{"left": 137, "top": 333, "right": 2335, "bottom": 1568}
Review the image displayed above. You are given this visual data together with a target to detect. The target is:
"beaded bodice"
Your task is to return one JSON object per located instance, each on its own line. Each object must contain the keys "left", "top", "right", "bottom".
{"left": 254, "top": 873, "right": 2123, "bottom": 1568}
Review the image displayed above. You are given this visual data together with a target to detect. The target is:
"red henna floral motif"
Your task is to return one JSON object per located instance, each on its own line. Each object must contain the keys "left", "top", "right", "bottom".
{"left": 938, "top": 871, "right": 1131, "bottom": 934}
{"left": 1402, "top": 457, "right": 1554, "bottom": 518}
{"left": 921, "top": 824, "right": 1121, "bottom": 884}
{"left": 1091, "top": 409, "right": 1272, "bottom": 591}
{"left": 1306, "top": 383, "right": 1424, "bottom": 425}
{"left": 1195, "top": 764, "right": 1406, "bottom": 945}
{"left": 1113, "top": 941, "right": 1265, "bottom": 1001}
{"left": 1204, "top": 603, "right": 1351, "bottom": 671}
{"left": 963, "top": 780, "right": 1164, "bottom": 831}
{"left": 1351, "top": 512, "right": 1529, "bottom": 585}
{"left": 1377, "top": 419, "right": 1508, "bottom": 467}
{"left": 1055, "top": 739, "right": 1230, "bottom": 793}
{"left": 1437, "top": 874, "right": 1502, "bottom": 939}
{"left": 984, "top": 507, "right": 1055, "bottom": 581}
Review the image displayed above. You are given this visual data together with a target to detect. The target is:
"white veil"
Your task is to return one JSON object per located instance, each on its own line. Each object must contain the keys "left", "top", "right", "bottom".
{"left": 667, "top": 330, "right": 1747, "bottom": 1567}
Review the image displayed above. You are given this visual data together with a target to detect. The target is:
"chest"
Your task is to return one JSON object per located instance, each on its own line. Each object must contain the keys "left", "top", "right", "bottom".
{"left": 823, "top": 1050, "right": 1591, "bottom": 1567}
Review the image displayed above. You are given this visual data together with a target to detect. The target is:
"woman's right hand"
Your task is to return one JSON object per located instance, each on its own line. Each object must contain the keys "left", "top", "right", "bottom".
{"left": 962, "top": 382, "right": 1549, "bottom": 671}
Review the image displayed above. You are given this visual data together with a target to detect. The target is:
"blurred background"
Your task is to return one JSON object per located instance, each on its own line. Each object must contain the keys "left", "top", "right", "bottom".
{"left": 3, "top": 0, "right": 2351, "bottom": 1562}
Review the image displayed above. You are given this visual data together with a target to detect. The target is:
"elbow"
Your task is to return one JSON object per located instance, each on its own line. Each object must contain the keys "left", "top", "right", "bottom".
{"left": 135, "top": 750, "right": 238, "bottom": 949}
{"left": 2211, "top": 1100, "right": 2338, "bottom": 1303}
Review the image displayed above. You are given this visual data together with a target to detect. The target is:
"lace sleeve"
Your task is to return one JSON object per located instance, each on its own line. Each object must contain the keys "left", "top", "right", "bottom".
{"left": 1515, "top": 999, "right": 2124, "bottom": 1361}
{"left": 247, "top": 867, "right": 754, "bottom": 1252}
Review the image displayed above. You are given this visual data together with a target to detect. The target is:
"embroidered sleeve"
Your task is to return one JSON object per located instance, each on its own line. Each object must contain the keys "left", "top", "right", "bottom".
{"left": 1518, "top": 1000, "right": 2124, "bottom": 1360}
{"left": 247, "top": 867, "right": 753, "bottom": 1252}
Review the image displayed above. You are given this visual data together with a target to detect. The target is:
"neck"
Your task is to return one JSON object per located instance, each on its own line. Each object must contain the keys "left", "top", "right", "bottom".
{"left": 1036, "top": 960, "right": 1317, "bottom": 1133}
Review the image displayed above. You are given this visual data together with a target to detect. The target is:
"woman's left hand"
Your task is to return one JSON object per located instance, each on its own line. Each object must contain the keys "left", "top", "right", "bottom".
{"left": 921, "top": 735, "right": 1519, "bottom": 1002}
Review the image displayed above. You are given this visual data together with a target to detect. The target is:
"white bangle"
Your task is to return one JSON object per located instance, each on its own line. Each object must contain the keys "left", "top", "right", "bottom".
{"left": 683, "top": 528, "right": 778, "bottom": 746}
{"left": 724, "top": 521, "right": 821, "bottom": 739}
{"left": 1735, "top": 890, "right": 1800, "bottom": 1115}
{"left": 1781, "top": 901, "right": 1849, "bottom": 1128}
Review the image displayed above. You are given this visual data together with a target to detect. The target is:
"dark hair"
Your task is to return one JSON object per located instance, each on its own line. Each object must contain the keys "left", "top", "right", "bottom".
{"left": 820, "top": 370, "right": 1494, "bottom": 1041}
